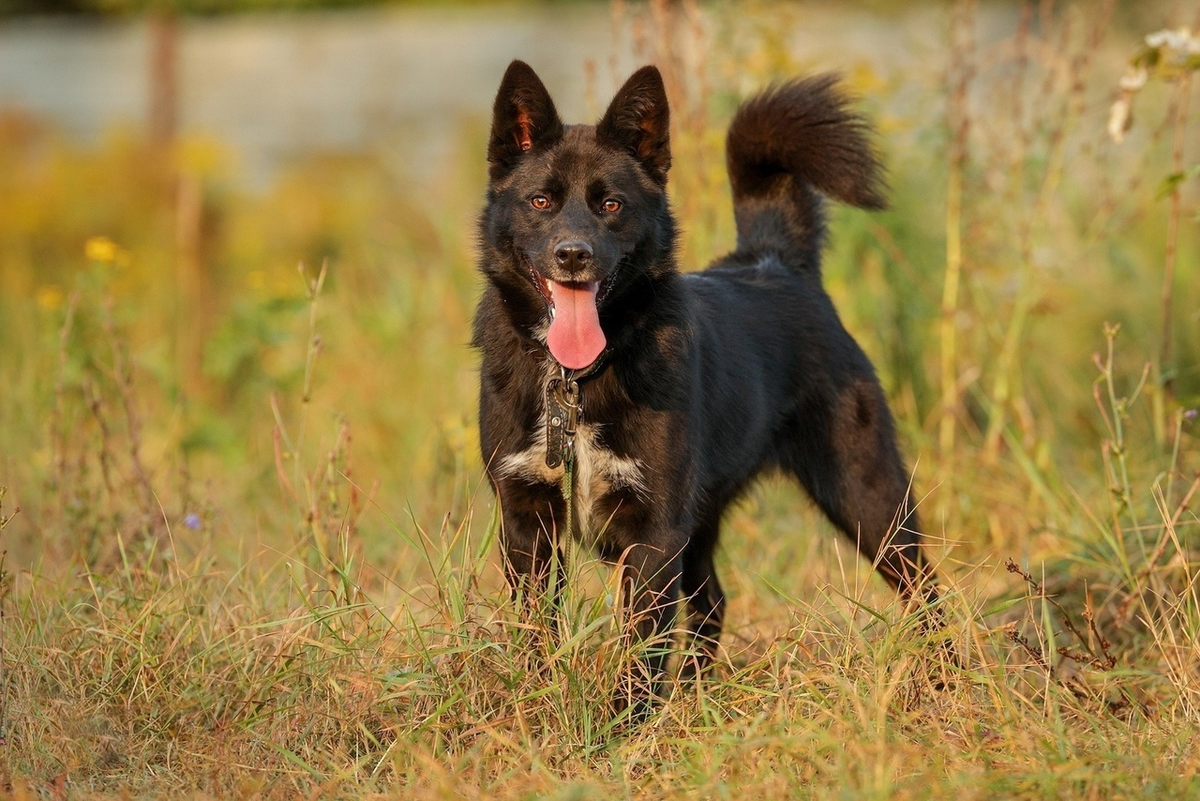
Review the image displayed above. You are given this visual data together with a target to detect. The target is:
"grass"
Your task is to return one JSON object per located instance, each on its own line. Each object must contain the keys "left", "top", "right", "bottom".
{"left": 1, "top": 1, "right": 1200, "bottom": 797}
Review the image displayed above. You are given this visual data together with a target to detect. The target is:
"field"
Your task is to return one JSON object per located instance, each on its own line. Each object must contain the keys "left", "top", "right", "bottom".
{"left": 1, "top": 1, "right": 1199, "bottom": 797}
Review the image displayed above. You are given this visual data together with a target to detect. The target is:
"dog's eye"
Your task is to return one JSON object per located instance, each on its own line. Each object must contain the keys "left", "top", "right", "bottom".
{"left": 602, "top": 199, "right": 622, "bottom": 214}
{"left": 530, "top": 195, "right": 551, "bottom": 210}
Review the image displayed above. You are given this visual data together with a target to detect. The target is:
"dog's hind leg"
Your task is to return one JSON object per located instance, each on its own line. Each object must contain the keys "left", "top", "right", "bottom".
{"left": 782, "top": 378, "right": 935, "bottom": 600}
{"left": 679, "top": 514, "right": 725, "bottom": 677}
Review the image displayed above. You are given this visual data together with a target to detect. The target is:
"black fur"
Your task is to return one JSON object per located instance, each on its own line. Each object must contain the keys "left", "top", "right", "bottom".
{"left": 473, "top": 61, "right": 936, "bottom": 715}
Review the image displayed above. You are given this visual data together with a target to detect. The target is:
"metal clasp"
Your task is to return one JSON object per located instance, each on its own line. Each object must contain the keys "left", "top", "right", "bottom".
{"left": 545, "top": 372, "right": 582, "bottom": 469}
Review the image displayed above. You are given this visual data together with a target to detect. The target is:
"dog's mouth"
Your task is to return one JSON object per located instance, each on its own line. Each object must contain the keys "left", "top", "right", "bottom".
{"left": 528, "top": 265, "right": 613, "bottom": 370}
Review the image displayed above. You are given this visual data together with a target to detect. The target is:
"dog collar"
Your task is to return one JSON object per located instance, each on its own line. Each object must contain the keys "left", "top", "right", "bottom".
{"left": 548, "top": 347, "right": 609, "bottom": 384}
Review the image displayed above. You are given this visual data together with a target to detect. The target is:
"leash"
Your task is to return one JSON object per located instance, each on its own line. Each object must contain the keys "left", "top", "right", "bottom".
{"left": 562, "top": 455, "right": 574, "bottom": 544}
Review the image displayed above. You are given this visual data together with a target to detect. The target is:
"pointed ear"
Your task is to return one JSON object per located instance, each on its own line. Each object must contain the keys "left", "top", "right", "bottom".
{"left": 597, "top": 66, "right": 671, "bottom": 184}
{"left": 487, "top": 60, "right": 564, "bottom": 181}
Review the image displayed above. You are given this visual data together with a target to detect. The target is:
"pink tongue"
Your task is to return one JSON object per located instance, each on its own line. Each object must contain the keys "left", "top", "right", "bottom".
{"left": 546, "top": 281, "right": 606, "bottom": 370}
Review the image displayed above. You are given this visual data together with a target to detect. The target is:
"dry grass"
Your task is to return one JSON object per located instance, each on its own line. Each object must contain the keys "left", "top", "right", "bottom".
{"left": 1, "top": 1, "right": 1199, "bottom": 797}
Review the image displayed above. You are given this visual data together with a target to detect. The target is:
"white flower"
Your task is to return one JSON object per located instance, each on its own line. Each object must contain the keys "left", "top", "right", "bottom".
{"left": 1145, "top": 27, "right": 1200, "bottom": 63}
{"left": 1118, "top": 66, "right": 1148, "bottom": 92}
{"left": 1108, "top": 94, "right": 1133, "bottom": 144}
{"left": 1144, "top": 28, "right": 1190, "bottom": 51}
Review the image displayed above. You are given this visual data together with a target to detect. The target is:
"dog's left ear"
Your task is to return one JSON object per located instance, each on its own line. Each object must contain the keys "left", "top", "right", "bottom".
{"left": 597, "top": 66, "right": 671, "bottom": 184}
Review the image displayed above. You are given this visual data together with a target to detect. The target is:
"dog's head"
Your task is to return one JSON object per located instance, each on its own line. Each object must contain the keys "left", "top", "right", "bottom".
{"left": 480, "top": 60, "right": 674, "bottom": 370}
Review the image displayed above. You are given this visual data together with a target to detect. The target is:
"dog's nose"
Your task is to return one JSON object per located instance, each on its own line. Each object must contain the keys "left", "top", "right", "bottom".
{"left": 554, "top": 241, "right": 593, "bottom": 271}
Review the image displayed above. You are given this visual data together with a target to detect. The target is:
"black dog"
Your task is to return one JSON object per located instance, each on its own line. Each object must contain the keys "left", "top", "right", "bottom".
{"left": 474, "top": 61, "right": 935, "bottom": 711}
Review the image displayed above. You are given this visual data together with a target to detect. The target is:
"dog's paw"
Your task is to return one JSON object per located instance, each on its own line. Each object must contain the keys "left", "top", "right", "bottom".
{"left": 610, "top": 677, "right": 659, "bottom": 728}
{"left": 676, "top": 652, "right": 715, "bottom": 683}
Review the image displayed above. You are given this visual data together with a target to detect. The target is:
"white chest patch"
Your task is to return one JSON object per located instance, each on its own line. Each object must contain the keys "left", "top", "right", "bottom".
{"left": 496, "top": 409, "right": 649, "bottom": 540}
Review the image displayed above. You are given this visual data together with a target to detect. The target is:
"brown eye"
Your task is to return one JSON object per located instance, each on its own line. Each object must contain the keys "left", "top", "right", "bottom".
{"left": 531, "top": 195, "right": 550, "bottom": 210}
{"left": 602, "top": 199, "right": 622, "bottom": 213}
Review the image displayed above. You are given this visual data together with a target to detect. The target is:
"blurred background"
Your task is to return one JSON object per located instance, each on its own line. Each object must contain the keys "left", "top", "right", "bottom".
{"left": 0, "top": 1, "right": 1196, "bottom": 593}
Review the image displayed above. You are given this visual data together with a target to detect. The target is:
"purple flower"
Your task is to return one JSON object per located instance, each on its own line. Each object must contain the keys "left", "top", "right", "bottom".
{"left": 183, "top": 513, "right": 202, "bottom": 530}
{"left": 1185, "top": 408, "right": 1198, "bottom": 422}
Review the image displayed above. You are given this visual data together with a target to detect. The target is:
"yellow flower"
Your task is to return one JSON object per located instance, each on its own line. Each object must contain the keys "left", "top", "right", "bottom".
{"left": 85, "top": 236, "right": 118, "bottom": 263}
{"left": 36, "top": 285, "right": 64, "bottom": 311}
{"left": 176, "top": 135, "right": 231, "bottom": 178}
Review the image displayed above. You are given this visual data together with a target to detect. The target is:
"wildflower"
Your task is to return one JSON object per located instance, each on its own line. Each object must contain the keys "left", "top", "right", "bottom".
{"left": 1144, "top": 27, "right": 1199, "bottom": 57}
{"left": 1113, "top": 27, "right": 1200, "bottom": 143}
{"left": 1185, "top": 409, "right": 1198, "bottom": 422}
{"left": 1108, "top": 93, "right": 1133, "bottom": 144}
{"left": 85, "top": 236, "right": 118, "bottom": 263}
{"left": 183, "top": 513, "right": 202, "bottom": 530}
{"left": 1118, "top": 67, "right": 1148, "bottom": 93}
{"left": 1109, "top": 66, "right": 1149, "bottom": 144}
{"left": 36, "top": 285, "right": 64, "bottom": 311}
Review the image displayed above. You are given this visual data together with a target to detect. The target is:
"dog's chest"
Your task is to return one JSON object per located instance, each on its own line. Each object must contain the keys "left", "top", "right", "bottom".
{"left": 496, "top": 405, "right": 648, "bottom": 540}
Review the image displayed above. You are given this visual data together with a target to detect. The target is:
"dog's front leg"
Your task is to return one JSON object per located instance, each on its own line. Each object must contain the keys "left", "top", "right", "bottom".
{"left": 496, "top": 479, "right": 568, "bottom": 643}
{"left": 611, "top": 541, "right": 683, "bottom": 720}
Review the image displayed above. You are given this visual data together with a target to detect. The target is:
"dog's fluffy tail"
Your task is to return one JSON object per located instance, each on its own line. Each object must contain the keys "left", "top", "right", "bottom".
{"left": 725, "top": 74, "right": 886, "bottom": 268}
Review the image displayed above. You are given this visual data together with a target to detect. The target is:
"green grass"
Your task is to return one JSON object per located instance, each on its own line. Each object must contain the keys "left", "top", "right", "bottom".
{"left": 1, "top": 2, "right": 1199, "bottom": 797}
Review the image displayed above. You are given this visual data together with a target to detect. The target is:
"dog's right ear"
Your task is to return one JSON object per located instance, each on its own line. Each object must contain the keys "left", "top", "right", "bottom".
{"left": 487, "top": 60, "right": 564, "bottom": 181}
